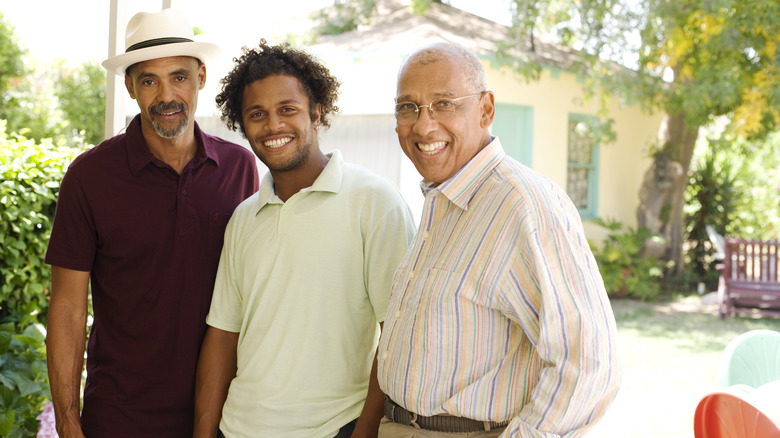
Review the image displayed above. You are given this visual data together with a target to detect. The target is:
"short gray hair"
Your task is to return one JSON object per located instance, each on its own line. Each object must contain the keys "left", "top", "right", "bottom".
{"left": 399, "top": 43, "right": 487, "bottom": 93}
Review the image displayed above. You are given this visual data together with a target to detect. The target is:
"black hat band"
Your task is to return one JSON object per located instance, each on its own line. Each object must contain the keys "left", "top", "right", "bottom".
{"left": 126, "top": 37, "right": 194, "bottom": 53}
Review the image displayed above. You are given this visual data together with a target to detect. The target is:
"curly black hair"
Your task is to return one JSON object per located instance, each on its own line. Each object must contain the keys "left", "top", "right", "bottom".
{"left": 216, "top": 39, "right": 341, "bottom": 134}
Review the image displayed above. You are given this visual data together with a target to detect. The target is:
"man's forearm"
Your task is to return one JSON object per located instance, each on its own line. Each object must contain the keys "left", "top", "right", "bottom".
{"left": 46, "top": 295, "right": 87, "bottom": 437}
{"left": 351, "top": 353, "right": 384, "bottom": 438}
{"left": 193, "top": 327, "right": 239, "bottom": 438}
{"left": 351, "top": 322, "right": 385, "bottom": 438}
{"left": 47, "top": 266, "right": 90, "bottom": 438}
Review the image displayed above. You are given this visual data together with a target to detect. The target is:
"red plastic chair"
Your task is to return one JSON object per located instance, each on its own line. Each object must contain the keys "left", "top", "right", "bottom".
{"left": 694, "top": 390, "right": 780, "bottom": 438}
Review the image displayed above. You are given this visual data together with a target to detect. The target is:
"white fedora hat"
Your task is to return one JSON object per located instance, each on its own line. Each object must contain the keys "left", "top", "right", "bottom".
{"left": 102, "top": 8, "right": 221, "bottom": 76}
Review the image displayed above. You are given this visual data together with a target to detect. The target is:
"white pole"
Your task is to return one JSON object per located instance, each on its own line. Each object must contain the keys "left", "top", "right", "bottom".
{"left": 104, "top": 0, "right": 127, "bottom": 140}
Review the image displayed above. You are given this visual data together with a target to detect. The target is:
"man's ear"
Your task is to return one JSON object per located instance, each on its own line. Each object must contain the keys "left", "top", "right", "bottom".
{"left": 124, "top": 74, "right": 136, "bottom": 100}
{"left": 479, "top": 91, "right": 495, "bottom": 129}
{"left": 312, "top": 104, "right": 322, "bottom": 129}
{"left": 198, "top": 63, "right": 207, "bottom": 91}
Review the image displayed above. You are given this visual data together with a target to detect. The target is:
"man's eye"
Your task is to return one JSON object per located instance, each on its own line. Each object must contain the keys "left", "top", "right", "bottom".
{"left": 433, "top": 99, "right": 454, "bottom": 110}
{"left": 174, "top": 76, "right": 186, "bottom": 82}
{"left": 396, "top": 103, "right": 417, "bottom": 113}
{"left": 142, "top": 80, "right": 155, "bottom": 86}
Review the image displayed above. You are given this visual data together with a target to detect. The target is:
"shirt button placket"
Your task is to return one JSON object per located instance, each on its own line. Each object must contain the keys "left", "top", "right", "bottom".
{"left": 277, "top": 204, "right": 288, "bottom": 235}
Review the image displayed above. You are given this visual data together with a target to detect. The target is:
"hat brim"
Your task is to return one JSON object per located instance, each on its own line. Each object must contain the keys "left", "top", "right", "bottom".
{"left": 102, "top": 41, "right": 221, "bottom": 76}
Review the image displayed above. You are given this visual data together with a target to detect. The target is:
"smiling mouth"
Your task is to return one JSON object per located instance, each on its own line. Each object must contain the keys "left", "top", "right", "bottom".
{"left": 151, "top": 102, "right": 186, "bottom": 119}
{"left": 416, "top": 141, "right": 447, "bottom": 155}
{"left": 264, "top": 137, "right": 293, "bottom": 149}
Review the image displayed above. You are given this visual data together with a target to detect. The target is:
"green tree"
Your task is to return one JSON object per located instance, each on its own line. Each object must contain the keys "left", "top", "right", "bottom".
{"left": 311, "top": 0, "right": 439, "bottom": 35}
{"left": 1, "top": 12, "right": 104, "bottom": 145}
{"left": 312, "top": 0, "right": 377, "bottom": 35}
{"left": 0, "top": 12, "right": 26, "bottom": 124}
{"left": 55, "top": 60, "right": 106, "bottom": 146}
{"left": 0, "top": 14, "right": 66, "bottom": 142}
{"left": 2, "top": 60, "right": 65, "bottom": 142}
{"left": 505, "top": 0, "right": 779, "bottom": 275}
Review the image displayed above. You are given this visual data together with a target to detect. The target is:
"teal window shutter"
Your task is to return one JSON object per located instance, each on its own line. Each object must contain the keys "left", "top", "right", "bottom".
{"left": 492, "top": 103, "right": 534, "bottom": 167}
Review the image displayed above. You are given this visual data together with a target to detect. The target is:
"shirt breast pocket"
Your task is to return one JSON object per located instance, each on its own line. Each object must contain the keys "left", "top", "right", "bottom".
{"left": 418, "top": 267, "right": 469, "bottom": 350}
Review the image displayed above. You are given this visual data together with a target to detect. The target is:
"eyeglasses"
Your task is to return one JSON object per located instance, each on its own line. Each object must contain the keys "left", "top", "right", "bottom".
{"left": 394, "top": 92, "right": 484, "bottom": 125}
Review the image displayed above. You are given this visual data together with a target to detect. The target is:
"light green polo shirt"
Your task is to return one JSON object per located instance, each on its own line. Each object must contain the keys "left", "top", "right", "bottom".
{"left": 207, "top": 151, "right": 416, "bottom": 438}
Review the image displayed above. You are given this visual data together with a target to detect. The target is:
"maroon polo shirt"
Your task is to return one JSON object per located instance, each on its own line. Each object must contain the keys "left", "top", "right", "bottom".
{"left": 46, "top": 115, "right": 259, "bottom": 437}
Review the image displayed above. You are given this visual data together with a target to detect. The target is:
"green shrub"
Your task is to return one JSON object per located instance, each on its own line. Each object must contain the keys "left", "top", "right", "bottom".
{"left": 590, "top": 218, "right": 666, "bottom": 301}
{"left": 0, "top": 121, "right": 80, "bottom": 325}
{"left": 0, "top": 120, "right": 81, "bottom": 435}
{"left": 0, "top": 322, "right": 49, "bottom": 437}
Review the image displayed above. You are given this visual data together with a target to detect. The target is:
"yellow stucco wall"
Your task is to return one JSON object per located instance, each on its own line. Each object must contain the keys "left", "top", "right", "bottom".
{"left": 486, "top": 63, "right": 664, "bottom": 243}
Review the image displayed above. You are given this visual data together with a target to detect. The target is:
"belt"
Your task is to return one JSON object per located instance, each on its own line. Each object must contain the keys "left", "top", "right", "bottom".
{"left": 384, "top": 396, "right": 509, "bottom": 433}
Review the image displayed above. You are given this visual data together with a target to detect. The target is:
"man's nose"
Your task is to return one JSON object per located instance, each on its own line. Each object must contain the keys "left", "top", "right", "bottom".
{"left": 267, "top": 112, "right": 285, "bottom": 131}
{"left": 412, "top": 105, "right": 438, "bottom": 135}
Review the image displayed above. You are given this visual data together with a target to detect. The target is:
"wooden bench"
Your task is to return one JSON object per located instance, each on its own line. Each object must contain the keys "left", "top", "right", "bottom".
{"left": 718, "top": 238, "right": 780, "bottom": 318}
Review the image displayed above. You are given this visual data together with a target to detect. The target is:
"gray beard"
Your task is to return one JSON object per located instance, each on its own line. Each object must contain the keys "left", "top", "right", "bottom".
{"left": 152, "top": 118, "right": 188, "bottom": 139}
{"left": 150, "top": 101, "right": 189, "bottom": 139}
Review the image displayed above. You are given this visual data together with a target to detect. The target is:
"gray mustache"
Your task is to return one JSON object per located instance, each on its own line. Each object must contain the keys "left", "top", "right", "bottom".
{"left": 150, "top": 102, "right": 186, "bottom": 115}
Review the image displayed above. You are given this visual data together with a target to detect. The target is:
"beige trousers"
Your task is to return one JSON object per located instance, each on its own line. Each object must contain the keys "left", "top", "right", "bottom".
{"left": 378, "top": 417, "right": 505, "bottom": 438}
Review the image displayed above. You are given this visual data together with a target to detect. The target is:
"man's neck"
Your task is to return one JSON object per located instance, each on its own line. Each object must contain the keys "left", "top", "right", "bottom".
{"left": 142, "top": 123, "right": 198, "bottom": 174}
{"left": 271, "top": 150, "right": 330, "bottom": 203}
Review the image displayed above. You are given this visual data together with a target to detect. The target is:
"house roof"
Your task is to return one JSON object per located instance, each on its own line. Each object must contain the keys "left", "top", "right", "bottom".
{"left": 308, "top": 0, "right": 580, "bottom": 71}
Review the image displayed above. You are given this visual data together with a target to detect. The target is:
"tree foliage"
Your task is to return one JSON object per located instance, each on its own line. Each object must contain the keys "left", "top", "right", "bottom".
{"left": 0, "top": 13, "right": 105, "bottom": 145}
{"left": 502, "top": 0, "right": 779, "bottom": 274}
{"left": 311, "top": 0, "right": 441, "bottom": 35}
{"left": 55, "top": 60, "right": 107, "bottom": 146}
{"left": 312, "top": 0, "right": 377, "bottom": 35}
{"left": 2, "top": 60, "right": 65, "bottom": 142}
{"left": 640, "top": 0, "right": 779, "bottom": 135}
{"left": 0, "top": 12, "right": 26, "bottom": 125}
{"left": 506, "top": 0, "right": 779, "bottom": 133}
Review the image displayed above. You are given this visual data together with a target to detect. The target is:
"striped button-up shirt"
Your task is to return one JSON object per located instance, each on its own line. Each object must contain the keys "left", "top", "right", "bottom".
{"left": 377, "top": 138, "right": 620, "bottom": 437}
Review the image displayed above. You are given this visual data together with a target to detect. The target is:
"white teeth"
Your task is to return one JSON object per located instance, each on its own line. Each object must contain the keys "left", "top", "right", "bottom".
{"left": 417, "top": 141, "right": 447, "bottom": 155}
{"left": 264, "top": 137, "right": 292, "bottom": 148}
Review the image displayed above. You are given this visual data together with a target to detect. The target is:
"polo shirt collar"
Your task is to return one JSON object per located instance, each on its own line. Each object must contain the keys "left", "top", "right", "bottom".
{"left": 126, "top": 115, "right": 216, "bottom": 176}
{"left": 256, "top": 150, "right": 345, "bottom": 212}
{"left": 421, "top": 137, "right": 505, "bottom": 210}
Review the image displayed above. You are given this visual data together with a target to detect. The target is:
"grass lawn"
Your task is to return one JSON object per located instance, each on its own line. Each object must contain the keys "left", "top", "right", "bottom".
{"left": 587, "top": 295, "right": 780, "bottom": 437}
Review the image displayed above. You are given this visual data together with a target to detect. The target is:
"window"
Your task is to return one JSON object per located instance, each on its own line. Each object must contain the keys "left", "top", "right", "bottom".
{"left": 567, "top": 115, "right": 600, "bottom": 219}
